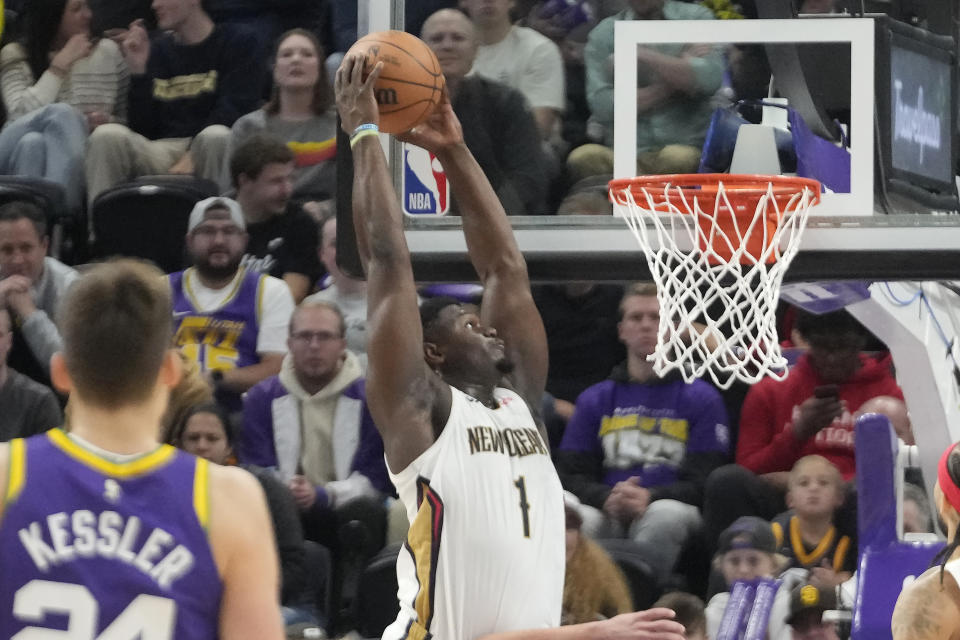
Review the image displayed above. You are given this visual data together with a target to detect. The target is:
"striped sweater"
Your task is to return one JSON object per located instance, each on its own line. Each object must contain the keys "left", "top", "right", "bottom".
{"left": 0, "top": 38, "right": 130, "bottom": 123}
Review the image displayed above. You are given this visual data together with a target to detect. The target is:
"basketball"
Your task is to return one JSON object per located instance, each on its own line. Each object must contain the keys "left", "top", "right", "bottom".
{"left": 346, "top": 30, "right": 446, "bottom": 135}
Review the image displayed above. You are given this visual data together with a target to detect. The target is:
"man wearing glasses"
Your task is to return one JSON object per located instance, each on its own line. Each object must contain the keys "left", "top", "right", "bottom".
{"left": 239, "top": 300, "right": 391, "bottom": 551}
{"left": 169, "top": 197, "right": 294, "bottom": 412}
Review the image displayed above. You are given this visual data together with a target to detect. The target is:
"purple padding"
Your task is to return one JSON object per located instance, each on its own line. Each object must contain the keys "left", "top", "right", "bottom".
{"left": 716, "top": 581, "right": 756, "bottom": 640}
{"left": 780, "top": 282, "right": 872, "bottom": 315}
{"left": 855, "top": 413, "right": 899, "bottom": 552}
{"left": 743, "top": 578, "right": 782, "bottom": 640}
{"left": 851, "top": 413, "right": 945, "bottom": 640}
{"left": 419, "top": 283, "right": 484, "bottom": 302}
{"left": 853, "top": 542, "right": 944, "bottom": 640}
{"left": 789, "top": 108, "right": 850, "bottom": 193}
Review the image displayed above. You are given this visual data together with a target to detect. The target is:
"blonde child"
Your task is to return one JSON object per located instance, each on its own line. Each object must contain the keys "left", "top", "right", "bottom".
{"left": 771, "top": 456, "right": 854, "bottom": 588}
{"left": 705, "top": 516, "right": 792, "bottom": 640}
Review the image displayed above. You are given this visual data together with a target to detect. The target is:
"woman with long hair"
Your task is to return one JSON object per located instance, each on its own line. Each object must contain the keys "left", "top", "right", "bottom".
{"left": 0, "top": 0, "right": 128, "bottom": 209}
{"left": 222, "top": 28, "right": 336, "bottom": 220}
{"left": 891, "top": 441, "right": 960, "bottom": 639}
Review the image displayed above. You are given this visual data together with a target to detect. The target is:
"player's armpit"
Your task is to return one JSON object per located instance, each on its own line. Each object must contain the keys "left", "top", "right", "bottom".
{"left": 208, "top": 465, "right": 284, "bottom": 640}
{"left": 892, "top": 575, "right": 960, "bottom": 640}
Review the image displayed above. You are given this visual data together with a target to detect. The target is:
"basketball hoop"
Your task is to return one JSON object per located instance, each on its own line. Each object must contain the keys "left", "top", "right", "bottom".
{"left": 609, "top": 173, "right": 821, "bottom": 388}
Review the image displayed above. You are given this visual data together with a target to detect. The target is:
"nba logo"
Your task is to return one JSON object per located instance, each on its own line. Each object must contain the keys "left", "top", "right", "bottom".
{"left": 403, "top": 144, "right": 450, "bottom": 215}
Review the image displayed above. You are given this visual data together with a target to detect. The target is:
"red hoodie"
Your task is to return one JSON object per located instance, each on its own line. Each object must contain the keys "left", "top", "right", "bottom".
{"left": 736, "top": 353, "right": 903, "bottom": 480}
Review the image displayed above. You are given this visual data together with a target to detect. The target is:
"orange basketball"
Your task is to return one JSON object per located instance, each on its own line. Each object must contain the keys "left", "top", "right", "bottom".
{"left": 346, "top": 30, "right": 446, "bottom": 134}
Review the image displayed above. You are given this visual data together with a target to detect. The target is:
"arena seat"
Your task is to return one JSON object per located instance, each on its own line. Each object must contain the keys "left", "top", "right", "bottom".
{"left": 353, "top": 542, "right": 401, "bottom": 639}
{"left": 596, "top": 538, "right": 662, "bottom": 610}
{"left": 91, "top": 175, "right": 219, "bottom": 273}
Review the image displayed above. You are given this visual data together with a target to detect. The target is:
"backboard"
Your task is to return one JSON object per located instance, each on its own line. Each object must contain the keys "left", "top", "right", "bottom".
{"left": 336, "top": 4, "right": 960, "bottom": 284}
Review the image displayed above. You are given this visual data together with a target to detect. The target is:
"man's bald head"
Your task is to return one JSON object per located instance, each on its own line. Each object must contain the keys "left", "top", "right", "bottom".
{"left": 856, "top": 395, "right": 913, "bottom": 445}
{"left": 421, "top": 9, "right": 478, "bottom": 82}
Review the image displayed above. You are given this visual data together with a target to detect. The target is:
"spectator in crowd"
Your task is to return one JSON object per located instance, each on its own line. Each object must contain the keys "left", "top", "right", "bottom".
{"left": 771, "top": 456, "right": 854, "bottom": 586}
{"left": 420, "top": 8, "right": 549, "bottom": 215}
{"left": 524, "top": 2, "right": 600, "bottom": 158}
{"left": 206, "top": 0, "right": 332, "bottom": 67}
{"left": 703, "top": 309, "right": 904, "bottom": 546}
{"left": 240, "top": 300, "right": 391, "bottom": 548}
{"left": 785, "top": 583, "right": 841, "bottom": 640}
{"left": 902, "top": 482, "right": 934, "bottom": 535}
{"left": 159, "top": 351, "right": 214, "bottom": 444}
{"left": 0, "top": 201, "right": 78, "bottom": 387}
{"left": 230, "top": 135, "right": 323, "bottom": 303}
{"left": 304, "top": 214, "right": 367, "bottom": 368}
{"left": 651, "top": 592, "right": 707, "bottom": 640}
{"left": 85, "top": 0, "right": 262, "bottom": 204}
{"left": 557, "top": 283, "right": 730, "bottom": 579}
{"left": 175, "top": 403, "right": 319, "bottom": 629}
{"left": 169, "top": 197, "right": 294, "bottom": 412}
{"left": 705, "top": 516, "right": 791, "bottom": 640}
{"left": 461, "top": 0, "right": 565, "bottom": 143}
{"left": 533, "top": 280, "right": 623, "bottom": 405}
{"left": 577, "top": 0, "right": 724, "bottom": 176}
{"left": 856, "top": 394, "right": 914, "bottom": 445}
{"left": 223, "top": 28, "right": 338, "bottom": 218}
{"left": 0, "top": 307, "right": 62, "bottom": 441}
{"left": 0, "top": 0, "right": 129, "bottom": 210}
{"left": 562, "top": 494, "right": 634, "bottom": 625}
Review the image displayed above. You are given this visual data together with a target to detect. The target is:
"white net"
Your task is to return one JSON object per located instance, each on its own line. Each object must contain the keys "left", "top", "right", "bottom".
{"left": 610, "top": 176, "right": 819, "bottom": 389}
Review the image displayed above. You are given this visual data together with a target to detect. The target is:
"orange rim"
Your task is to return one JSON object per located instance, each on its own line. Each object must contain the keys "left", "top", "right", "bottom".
{"left": 610, "top": 174, "right": 821, "bottom": 212}
{"left": 610, "top": 174, "right": 821, "bottom": 264}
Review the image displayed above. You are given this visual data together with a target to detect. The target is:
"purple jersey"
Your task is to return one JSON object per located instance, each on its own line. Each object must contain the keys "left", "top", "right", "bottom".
{"left": 169, "top": 267, "right": 263, "bottom": 374}
{"left": 0, "top": 430, "right": 222, "bottom": 639}
{"left": 560, "top": 375, "right": 730, "bottom": 487}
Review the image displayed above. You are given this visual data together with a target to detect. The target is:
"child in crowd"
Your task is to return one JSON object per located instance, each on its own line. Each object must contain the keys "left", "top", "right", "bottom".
{"left": 561, "top": 494, "right": 634, "bottom": 625}
{"left": 772, "top": 456, "right": 855, "bottom": 587}
{"left": 654, "top": 592, "right": 708, "bottom": 640}
{"left": 706, "top": 516, "right": 792, "bottom": 640}
{"left": 902, "top": 481, "right": 934, "bottom": 535}
{"left": 785, "top": 583, "right": 843, "bottom": 640}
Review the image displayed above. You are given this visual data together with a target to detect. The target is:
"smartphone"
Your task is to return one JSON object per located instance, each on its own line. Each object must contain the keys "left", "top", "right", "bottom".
{"left": 814, "top": 384, "right": 839, "bottom": 399}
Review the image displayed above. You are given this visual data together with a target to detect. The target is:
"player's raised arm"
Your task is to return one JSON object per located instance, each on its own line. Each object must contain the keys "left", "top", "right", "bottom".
{"left": 400, "top": 100, "right": 548, "bottom": 408}
{"left": 334, "top": 55, "right": 443, "bottom": 472}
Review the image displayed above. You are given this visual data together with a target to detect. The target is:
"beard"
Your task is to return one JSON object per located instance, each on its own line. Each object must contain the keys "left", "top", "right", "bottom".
{"left": 194, "top": 254, "right": 242, "bottom": 281}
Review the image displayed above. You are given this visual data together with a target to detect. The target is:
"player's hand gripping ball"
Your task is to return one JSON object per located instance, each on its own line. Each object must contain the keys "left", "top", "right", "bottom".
{"left": 346, "top": 30, "right": 446, "bottom": 134}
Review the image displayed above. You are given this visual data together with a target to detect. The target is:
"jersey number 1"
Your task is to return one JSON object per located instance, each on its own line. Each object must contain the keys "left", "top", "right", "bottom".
{"left": 514, "top": 476, "right": 531, "bottom": 538}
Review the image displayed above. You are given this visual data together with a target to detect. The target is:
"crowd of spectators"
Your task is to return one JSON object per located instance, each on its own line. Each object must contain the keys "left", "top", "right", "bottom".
{"left": 0, "top": 0, "right": 928, "bottom": 639}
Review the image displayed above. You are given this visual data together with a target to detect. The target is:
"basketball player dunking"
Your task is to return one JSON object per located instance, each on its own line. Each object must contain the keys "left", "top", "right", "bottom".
{"left": 336, "top": 54, "right": 685, "bottom": 640}
{"left": 0, "top": 260, "right": 283, "bottom": 639}
{"left": 892, "top": 441, "right": 960, "bottom": 640}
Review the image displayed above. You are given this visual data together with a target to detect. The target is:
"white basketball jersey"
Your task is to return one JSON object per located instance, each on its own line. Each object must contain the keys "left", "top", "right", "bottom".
{"left": 383, "top": 385, "right": 565, "bottom": 640}
{"left": 945, "top": 557, "right": 960, "bottom": 588}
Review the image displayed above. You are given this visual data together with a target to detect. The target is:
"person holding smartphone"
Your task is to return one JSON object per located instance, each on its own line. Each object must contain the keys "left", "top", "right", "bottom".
{"left": 702, "top": 308, "right": 904, "bottom": 550}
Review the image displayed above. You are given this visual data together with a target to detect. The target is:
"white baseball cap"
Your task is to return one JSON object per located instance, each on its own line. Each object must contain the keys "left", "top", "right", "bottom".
{"left": 187, "top": 197, "right": 246, "bottom": 233}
